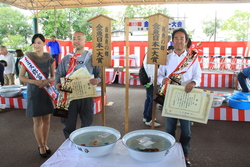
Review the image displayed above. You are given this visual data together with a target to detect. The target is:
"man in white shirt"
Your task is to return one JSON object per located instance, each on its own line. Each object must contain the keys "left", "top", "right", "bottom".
{"left": 0, "top": 46, "right": 15, "bottom": 85}
{"left": 158, "top": 28, "right": 201, "bottom": 166}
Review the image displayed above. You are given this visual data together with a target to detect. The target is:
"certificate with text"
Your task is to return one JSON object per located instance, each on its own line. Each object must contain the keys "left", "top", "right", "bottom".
{"left": 69, "top": 75, "right": 96, "bottom": 100}
{"left": 161, "top": 84, "right": 214, "bottom": 124}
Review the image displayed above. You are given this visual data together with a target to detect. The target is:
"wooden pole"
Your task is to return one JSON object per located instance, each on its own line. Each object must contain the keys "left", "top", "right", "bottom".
{"left": 101, "top": 66, "right": 106, "bottom": 126}
{"left": 151, "top": 65, "right": 158, "bottom": 129}
{"left": 125, "top": 18, "right": 130, "bottom": 134}
{"left": 87, "top": 15, "right": 115, "bottom": 127}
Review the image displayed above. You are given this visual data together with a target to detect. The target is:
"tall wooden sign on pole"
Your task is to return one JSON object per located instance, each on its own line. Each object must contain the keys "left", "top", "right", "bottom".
{"left": 88, "top": 14, "right": 114, "bottom": 66}
{"left": 146, "top": 13, "right": 171, "bottom": 65}
{"left": 87, "top": 15, "right": 115, "bottom": 126}
{"left": 145, "top": 13, "right": 171, "bottom": 129}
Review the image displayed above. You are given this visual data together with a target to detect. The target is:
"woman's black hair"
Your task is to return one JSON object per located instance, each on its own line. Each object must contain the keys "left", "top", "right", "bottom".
{"left": 31, "top": 34, "right": 45, "bottom": 45}
{"left": 0, "top": 60, "right": 8, "bottom": 67}
{"left": 15, "top": 49, "right": 24, "bottom": 57}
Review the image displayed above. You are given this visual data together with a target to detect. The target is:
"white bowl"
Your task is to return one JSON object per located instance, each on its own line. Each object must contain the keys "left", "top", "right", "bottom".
{"left": 69, "top": 126, "right": 121, "bottom": 157}
{"left": 212, "top": 96, "right": 225, "bottom": 107}
{"left": 0, "top": 88, "right": 21, "bottom": 97}
{"left": 20, "top": 86, "right": 27, "bottom": 90}
{"left": 122, "top": 129, "right": 175, "bottom": 162}
{"left": 2, "top": 85, "right": 23, "bottom": 89}
{"left": 214, "top": 91, "right": 231, "bottom": 103}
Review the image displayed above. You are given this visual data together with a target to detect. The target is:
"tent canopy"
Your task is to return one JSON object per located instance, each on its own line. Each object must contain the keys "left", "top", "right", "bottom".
{"left": 1, "top": 0, "right": 250, "bottom": 11}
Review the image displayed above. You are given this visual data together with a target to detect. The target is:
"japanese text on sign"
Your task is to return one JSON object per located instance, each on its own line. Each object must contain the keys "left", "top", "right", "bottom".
{"left": 168, "top": 20, "right": 185, "bottom": 32}
{"left": 150, "top": 23, "right": 167, "bottom": 63}
{"left": 129, "top": 20, "right": 149, "bottom": 31}
{"left": 95, "top": 24, "right": 110, "bottom": 64}
{"left": 129, "top": 20, "right": 184, "bottom": 32}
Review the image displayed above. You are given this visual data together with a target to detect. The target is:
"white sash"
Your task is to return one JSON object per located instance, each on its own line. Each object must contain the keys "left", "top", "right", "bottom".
{"left": 20, "top": 55, "right": 57, "bottom": 100}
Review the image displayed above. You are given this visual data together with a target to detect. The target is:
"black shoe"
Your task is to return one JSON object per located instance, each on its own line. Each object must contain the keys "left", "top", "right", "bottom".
{"left": 46, "top": 148, "right": 51, "bottom": 155}
{"left": 38, "top": 146, "right": 47, "bottom": 158}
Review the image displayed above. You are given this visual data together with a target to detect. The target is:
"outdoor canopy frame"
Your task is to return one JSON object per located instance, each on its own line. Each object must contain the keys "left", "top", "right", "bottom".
{"left": 1, "top": 0, "right": 250, "bottom": 11}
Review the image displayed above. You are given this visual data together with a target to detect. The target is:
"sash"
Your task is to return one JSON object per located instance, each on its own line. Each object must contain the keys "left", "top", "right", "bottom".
{"left": 19, "top": 55, "right": 57, "bottom": 100}
{"left": 161, "top": 51, "right": 198, "bottom": 95}
{"left": 57, "top": 51, "right": 91, "bottom": 110}
{"left": 65, "top": 53, "right": 81, "bottom": 78}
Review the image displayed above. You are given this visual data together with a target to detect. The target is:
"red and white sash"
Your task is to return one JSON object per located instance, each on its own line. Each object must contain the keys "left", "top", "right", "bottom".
{"left": 56, "top": 53, "right": 84, "bottom": 110}
{"left": 161, "top": 52, "right": 198, "bottom": 95}
{"left": 20, "top": 55, "right": 57, "bottom": 100}
{"left": 169, "top": 52, "right": 198, "bottom": 76}
{"left": 65, "top": 53, "right": 81, "bottom": 78}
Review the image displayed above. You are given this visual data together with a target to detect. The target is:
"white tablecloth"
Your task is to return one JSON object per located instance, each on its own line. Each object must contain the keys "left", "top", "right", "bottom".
{"left": 41, "top": 139, "right": 186, "bottom": 167}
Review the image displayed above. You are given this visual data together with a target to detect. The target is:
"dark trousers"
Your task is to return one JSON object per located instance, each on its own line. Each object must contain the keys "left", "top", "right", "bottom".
{"left": 237, "top": 71, "right": 249, "bottom": 92}
{"left": 52, "top": 54, "right": 59, "bottom": 68}
{"left": 143, "top": 84, "right": 153, "bottom": 122}
{"left": 61, "top": 98, "right": 94, "bottom": 139}
{"left": 166, "top": 118, "right": 192, "bottom": 158}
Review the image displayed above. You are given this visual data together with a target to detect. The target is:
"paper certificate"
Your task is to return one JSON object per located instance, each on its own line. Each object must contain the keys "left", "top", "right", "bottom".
{"left": 66, "top": 75, "right": 97, "bottom": 100}
{"left": 161, "top": 84, "right": 214, "bottom": 124}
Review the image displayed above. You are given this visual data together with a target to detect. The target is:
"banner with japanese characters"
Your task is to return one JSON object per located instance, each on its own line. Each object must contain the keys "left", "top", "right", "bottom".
{"left": 129, "top": 20, "right": 148, "bottom": 32}
{"left": 168, "top": 20, "right": 185, "bottom": 33}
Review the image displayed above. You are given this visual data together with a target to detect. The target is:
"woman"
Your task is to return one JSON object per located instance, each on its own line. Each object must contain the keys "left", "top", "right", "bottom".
{"left": 19, "top": 34, "right": 55, "bottom": 158}
{"left": 14, "top": 49, "right": 26, "bottom": 85}
{"left": 0, "top": 60, "right": 6, "bottom": 86}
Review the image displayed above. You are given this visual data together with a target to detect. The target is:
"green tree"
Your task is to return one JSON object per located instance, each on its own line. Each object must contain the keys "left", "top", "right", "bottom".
{"left": 202, "top": 17, "right": 223, "bottom": 41}
{"left": 111, "top": 5, "right": 170, "bottom": 33}
{"left": 38, "top": 9, "right": 72, "bottom": 40}
{"left": 69, "top": 7, "right": 109, "bottom": 41}
{"left": 0, "top": 5, "right": 32, "bottom": 45}
{"left": 38, "top": 7, "right": 109, "bottom": 41}
{"left": 2, "top": 34, "right": 24, "bottom": 49}
{"left": 221, "top": 10, "right": 250, "bottom": 41}
{"left": 124, "top": 5, "right": 169, "bottom": 18}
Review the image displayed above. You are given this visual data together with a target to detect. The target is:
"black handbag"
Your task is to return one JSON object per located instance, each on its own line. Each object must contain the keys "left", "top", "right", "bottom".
{"left": 139, "top": 53, "right": 151, "bottom": 85}
{"left": 154, "top": 84, "right": 165, "bottom": 105}
{"left": 154, "top": 94, "right": 165, "bottom": 106}
{"left": 53, "top": 108, "right": 68, "bottom": 118}
{"left": 139, "top": 64, "right": 150, "bottom": 85}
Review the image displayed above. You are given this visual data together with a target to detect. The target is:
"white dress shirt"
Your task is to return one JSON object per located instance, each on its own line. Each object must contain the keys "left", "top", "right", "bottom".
{"left": 0, "top": 52, "right": 15, "bottom": 74}
{"left": 158, "top": 50, "right": 201, "bottom": 87}
{"left": 143, "top": 54, "right": 155, "bottom": 85}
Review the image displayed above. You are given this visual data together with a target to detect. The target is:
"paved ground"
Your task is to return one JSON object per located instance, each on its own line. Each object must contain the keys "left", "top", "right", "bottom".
{"left": 0, "top": 84, "right": 250, "bottom": 167}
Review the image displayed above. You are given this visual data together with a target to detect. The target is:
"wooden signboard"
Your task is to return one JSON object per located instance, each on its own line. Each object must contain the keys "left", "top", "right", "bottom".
{"left": 87, "top": 15, "right": 115, "bottom": 66}
{"left": 146, "top": 13, "right": 171, "bottom": 65}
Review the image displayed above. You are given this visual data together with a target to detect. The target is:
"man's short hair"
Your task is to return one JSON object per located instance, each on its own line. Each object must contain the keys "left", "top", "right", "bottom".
{"left": 74, "top": 31, "right": 86, "bottom": 40}
{"left": 0, "top": 45, "right": 7, "bottom": 51}
{"left": 172, "top": 28, "right": 189, "bottom": 42}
